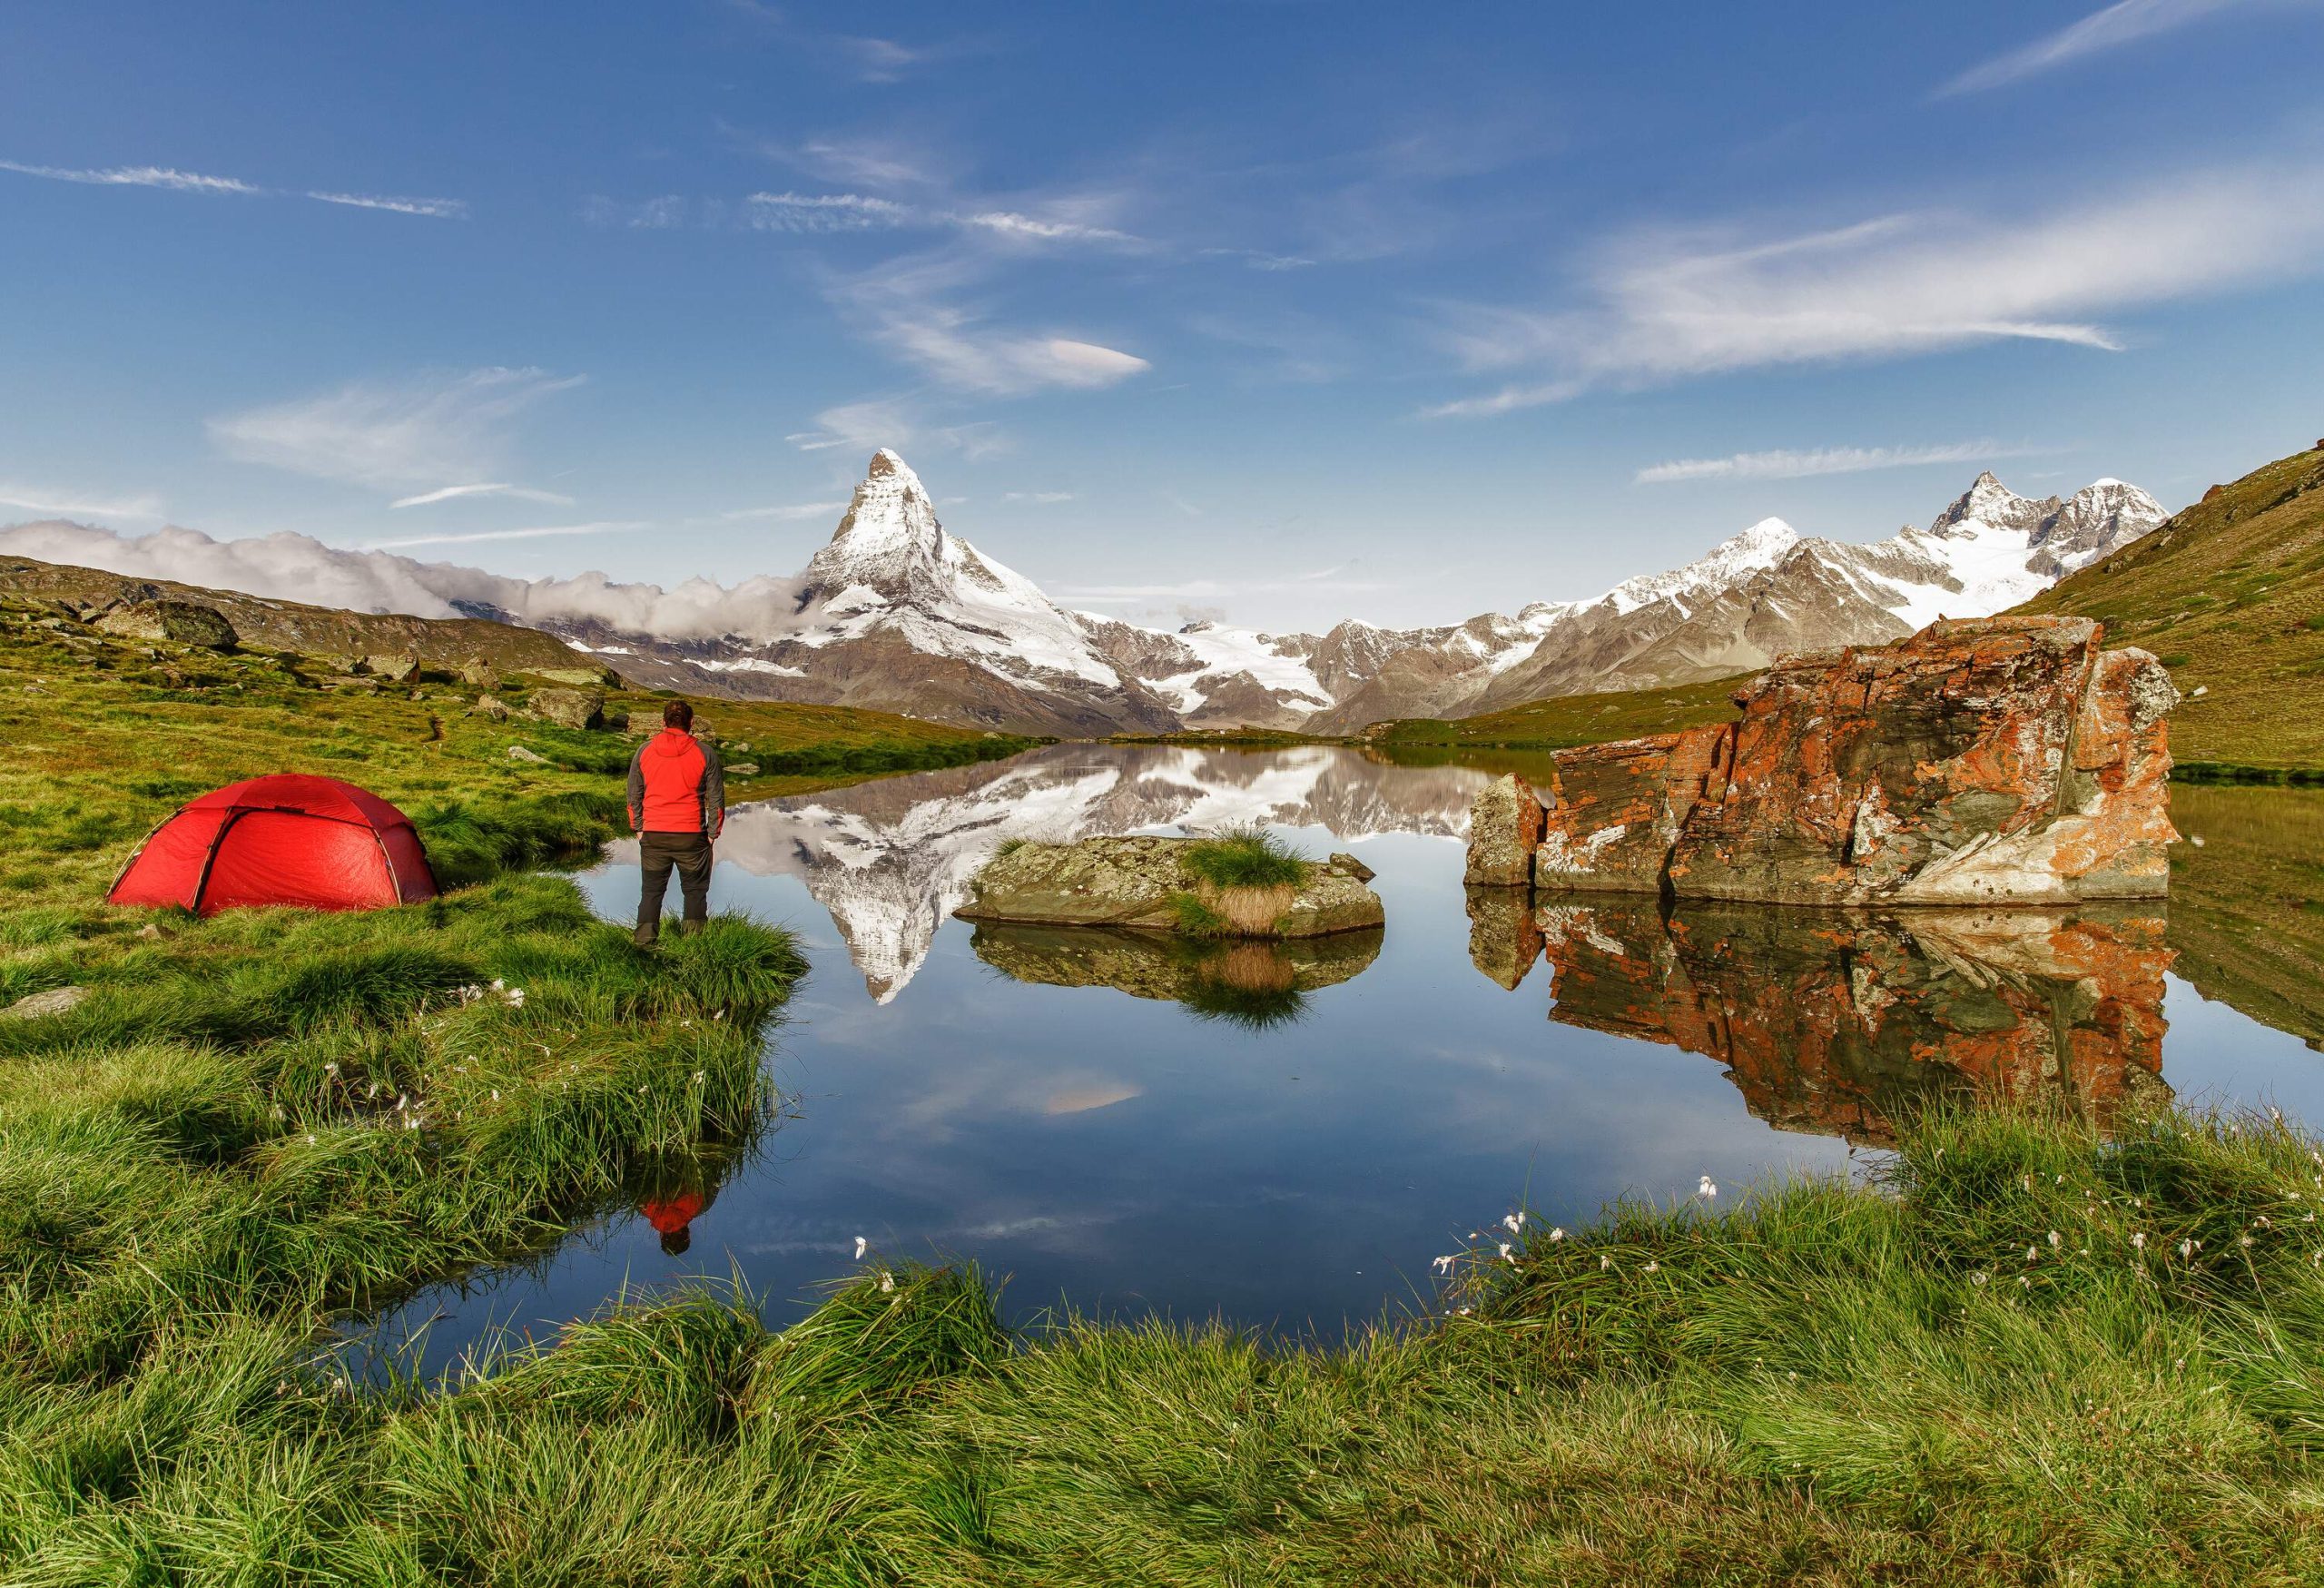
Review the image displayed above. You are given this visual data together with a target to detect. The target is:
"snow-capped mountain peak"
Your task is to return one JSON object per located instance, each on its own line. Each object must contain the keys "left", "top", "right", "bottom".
{"left": 1604, "top": 515, "right": 1799, "bottom": 615}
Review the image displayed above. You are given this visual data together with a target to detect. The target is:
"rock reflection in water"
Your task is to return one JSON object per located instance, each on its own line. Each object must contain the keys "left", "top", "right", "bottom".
{"left": 1468, "top": 891, "right": 2173, "bottom": 1144}
{"left": 970, "top": 922, "right": 1384, "bottom": 1030}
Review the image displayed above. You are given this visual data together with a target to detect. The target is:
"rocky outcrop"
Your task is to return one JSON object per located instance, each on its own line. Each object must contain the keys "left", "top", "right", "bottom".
{"left": 1466, "top": 616, "right": 2178, "bottom": 906}
{"left": 1462, "top": 774, "right": 1543, "bottom": 886}
{"left": 957, "top": 835, "right": 1383, "bottom": 937}
{"left": 94, "top": 599, "right": 237, "bottom": 650}
{"left": 1472, "top": 895, "right": 2171, "bottom": 1145}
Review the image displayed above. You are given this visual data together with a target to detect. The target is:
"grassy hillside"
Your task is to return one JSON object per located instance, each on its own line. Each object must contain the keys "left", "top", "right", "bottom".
{"left": 2019, "top": 442, "right": 2324, "bottom": 771}
{"left": 1364, "top": 673, "right": 1746, "bottom": 751}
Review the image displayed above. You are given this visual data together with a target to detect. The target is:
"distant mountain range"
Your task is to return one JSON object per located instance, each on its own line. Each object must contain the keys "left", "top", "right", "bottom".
{"left": 0, "top": 449, "right": 2165, "bottom": 735}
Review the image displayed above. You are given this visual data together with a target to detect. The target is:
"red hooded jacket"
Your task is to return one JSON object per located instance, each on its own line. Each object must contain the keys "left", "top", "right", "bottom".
{"left": 627, "top": 728, "right": 725, "bottom": 836}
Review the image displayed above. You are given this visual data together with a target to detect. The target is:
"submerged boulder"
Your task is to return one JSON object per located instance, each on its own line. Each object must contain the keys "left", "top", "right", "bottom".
{"left": 1464, "top": 616, "right": 2179, "bottom": 906}
{"left": 957, "top": 834, "right": 1384, "bottom": 938}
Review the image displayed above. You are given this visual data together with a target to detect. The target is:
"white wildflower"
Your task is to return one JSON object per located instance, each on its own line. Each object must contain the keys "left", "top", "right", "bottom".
{"left": 1971, "top": 1271, "right": 1990, "bottom": 1287}
{"left": 2179, "top": 1238, "right": 2195, "bottom": 1259}
{"left": 1699, "top": 1176, "right": 1718, "bottom": 1199}
{"left": 1643, "top": 1260, "right": 1659, "bottom": 1273}
{"left": 1433, "top": 1255, "right": 1456, "bottom": 1276}
{"left": 1600, "top": 1255, "right": 1612, "bottom": 1271}
{"left": 853, "top": 1236, "right": 868, "bottom": 1260}
{"left": 2132, "top": 1232, "right": 2147, "bottom": 1249}
{"left": 1498, "top": 1242, "right": 1514, "bottom": 1264}
{"left": 2047, "top": 1230, "right": 2062, "bottom": 1248}
{"left": 879, "top": 1271, "right": 895, "bottom": 1294}
{"left": 1550, "top": 1227, "right": 1567, "bottom": 1243}
{"left": 2025, "top": 1245, "right": 2040, "bottom": 1262}
{"left": 1503, "top": 1212, "right": 1524, "bottom": 1234}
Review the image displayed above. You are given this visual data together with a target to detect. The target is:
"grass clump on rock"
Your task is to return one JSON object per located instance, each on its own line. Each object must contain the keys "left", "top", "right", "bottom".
{"left": 1182, "top": 825, "right": 1313, "bottom": 890}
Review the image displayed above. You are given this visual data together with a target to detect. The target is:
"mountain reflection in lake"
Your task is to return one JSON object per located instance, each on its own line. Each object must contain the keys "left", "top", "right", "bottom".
{"left": 362, "top": 748, "right": 2324, "bottom": 1369}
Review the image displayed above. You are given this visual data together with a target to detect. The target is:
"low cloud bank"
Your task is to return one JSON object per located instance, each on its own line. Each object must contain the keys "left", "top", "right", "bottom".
{"left": 0, "top": 518, "right": 810, "bottom": 642}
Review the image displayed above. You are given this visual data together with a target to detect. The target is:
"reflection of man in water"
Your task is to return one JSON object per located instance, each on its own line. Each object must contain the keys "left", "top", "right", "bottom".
{"left": 640, "top": 1189, "right": 706, "bottom": 1255}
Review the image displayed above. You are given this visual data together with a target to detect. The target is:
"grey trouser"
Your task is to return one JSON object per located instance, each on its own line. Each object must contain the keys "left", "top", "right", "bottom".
{"left": 636, "top": 831, "right": 713, "bottom": 941}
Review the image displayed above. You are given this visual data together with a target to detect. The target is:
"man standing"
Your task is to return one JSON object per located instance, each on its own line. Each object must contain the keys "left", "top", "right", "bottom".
{"left": 627, "top": 698, "right": 724, "bottom": 945}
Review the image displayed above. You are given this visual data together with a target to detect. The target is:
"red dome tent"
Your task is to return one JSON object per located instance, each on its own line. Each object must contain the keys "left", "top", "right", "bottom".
{"left": 109, "top": 774, "right": 438, "bottom": 916}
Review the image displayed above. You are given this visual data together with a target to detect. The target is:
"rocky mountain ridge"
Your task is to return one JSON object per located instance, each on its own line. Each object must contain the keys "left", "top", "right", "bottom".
{"left": 0, "top": 452, "right": 2164, "bottom": 736}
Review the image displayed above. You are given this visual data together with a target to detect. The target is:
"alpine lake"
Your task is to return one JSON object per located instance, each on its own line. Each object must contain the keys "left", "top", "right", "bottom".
{"left": 354, "top": 744, "right": 2324, "bottom": 1375}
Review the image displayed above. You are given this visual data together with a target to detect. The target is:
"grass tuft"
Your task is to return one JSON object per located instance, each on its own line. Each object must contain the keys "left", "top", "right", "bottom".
{"left": 1181, "top": 826, "right": 1311, "bottom": 891}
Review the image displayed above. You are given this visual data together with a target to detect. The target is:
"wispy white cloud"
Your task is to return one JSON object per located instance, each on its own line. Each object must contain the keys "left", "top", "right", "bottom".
{"left": 1000, "top": 490, "right": 1074, "bottom": 504}
{"left": 743, "top": 190, "right": 914, "bottom": 232}
{"left": 389, "top": 482, "right": 576, "bottom": 509}
{"left": 1425, "top": 162, "right": 2324, "bottom": 416}
{"left": 785, "top": 399, "right": 916, "bottom": 453}
{"left": 0, "top": 159, "right": 261, "bottom": 194}
{"left": 0, "top": 482, "right": 168, "bottom": 523}
{"left": 1937, "top": 0, "right": 2255, "bottom": 96}
{"left": 593, "top": 186, "right": 1142, "bottom": 248}
{"left": 306, "top": 190, "right": 468, "bottom": 218}
{"left": 831, "top": 257, "right": 1150, "bottom": 395}
{"left": 362, "top": 520, "right": 645, "bottom": 550}
{"left": 1, "top": 158, "right": 463, "bottom": 217}
{"left": 713, "top": 499, "right": 849, "bottom": 522}
{"left": 950, "top": 209, "right": 1137, "bottom": 246}
{"left": 1636, "top": 440, "right": 2047, "bottom": 484}
{"left": 211, "top": 368, "right": 585, "bottom": 488}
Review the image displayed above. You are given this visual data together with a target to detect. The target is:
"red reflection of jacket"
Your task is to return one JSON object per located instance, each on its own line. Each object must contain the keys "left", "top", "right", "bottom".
{"left": 627, "top": 728, "right": 724, "bottom": 836}
{"left": 640, "top": 1189, "right": 705, "bottom": 1236}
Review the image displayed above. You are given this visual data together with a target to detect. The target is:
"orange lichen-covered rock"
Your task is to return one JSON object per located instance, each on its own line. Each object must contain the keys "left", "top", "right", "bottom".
{"left": 1530, "top": 721, "right": 1735, "bottom": 893}
{"left": 1530, "top": 898, "right": 2172, "bottom": 1146}
{"left": 1460, "top": 616, "right": 2179, "bottom": 905}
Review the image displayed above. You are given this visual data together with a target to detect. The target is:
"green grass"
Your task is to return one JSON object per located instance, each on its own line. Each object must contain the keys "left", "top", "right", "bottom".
{"left": 8, "top": 1105, "right": 2324, "bottom": 1583}
{"left": 2021, "top": 441, "right": 2324, "bottom": 770}
{"left": 1365, "top": 673, "right": 1745, "bottom": 753}
{"left": 1181, "top": 825, "right": 1312, "bottom": 890}
{"left": 1164, "top": 889, "right": 1233, "bottom": 937}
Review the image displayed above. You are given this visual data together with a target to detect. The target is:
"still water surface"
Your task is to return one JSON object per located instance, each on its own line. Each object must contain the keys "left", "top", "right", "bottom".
{"left": 364, "top": 745, "right": 2324, "bottom": 1371}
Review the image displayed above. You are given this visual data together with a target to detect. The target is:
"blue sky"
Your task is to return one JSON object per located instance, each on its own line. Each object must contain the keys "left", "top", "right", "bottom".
{"left": 3, "top": 0, "right": 2320, "bottom": 631}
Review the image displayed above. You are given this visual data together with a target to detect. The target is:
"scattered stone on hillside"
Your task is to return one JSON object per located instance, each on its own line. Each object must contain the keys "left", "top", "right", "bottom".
{"left": 528, "top": 688, "right": 606, "bottom": 730}
{"left": 468, "top": 695, "right": 511, "bottom": 721}
{"left": 1465, "top": 616, "right": 2180, "bottom": 906}
{"left": 458, "top": 655, "right": 497, "bottom": 686}
{"left": 2, "top": 985, "right": 89, "bottom": 1021}
{"left": 317, "top": 653, "right": 363, "bottom": 675}
{"left": 94, "top": 599, "right": 238, "bottom": 650}
{"left": 958, "top": 834, "right": 1384, "bottom": 938}
{"left": 725, "top": 762, "right": 761, "bottom": 776}
{"left": 1463, "top": 774, "right": 1544, "bottom": 886}
{"left": 531, "top": 665, "right": 615, "bottom": 688}
{"left": 363, "top": 654, "right": 418, "bottom": 683}
{"left": 507, "top": 745, "right": 548, "bottom": 764}
{"left": 1330, "top": 851, "right": 1375, "bottom": 883}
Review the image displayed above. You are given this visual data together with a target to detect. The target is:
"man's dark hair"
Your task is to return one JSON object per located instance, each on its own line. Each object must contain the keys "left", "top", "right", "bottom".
{"left": 663, "top": 699, "right": 694, "bottom": 730}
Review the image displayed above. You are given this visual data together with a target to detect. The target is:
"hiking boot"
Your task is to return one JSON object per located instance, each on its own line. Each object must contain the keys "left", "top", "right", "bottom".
{"left": 677, "top": 918, "right": 704, "bottom": 938}
{"left": 634, "top": 924, "right": 659, "bottom": 948}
